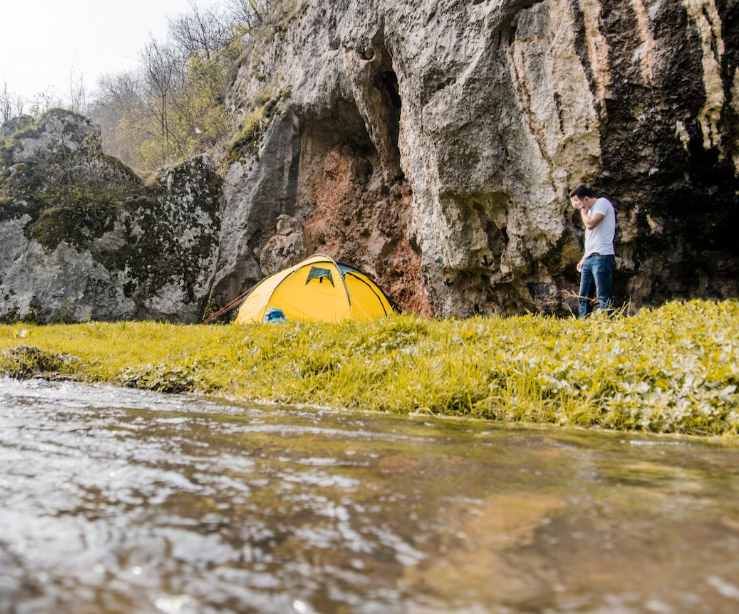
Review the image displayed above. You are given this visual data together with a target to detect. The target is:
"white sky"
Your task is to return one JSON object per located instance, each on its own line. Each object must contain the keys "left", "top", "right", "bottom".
{"left": 0, "top": 0, "right": 223, "bottom": 102}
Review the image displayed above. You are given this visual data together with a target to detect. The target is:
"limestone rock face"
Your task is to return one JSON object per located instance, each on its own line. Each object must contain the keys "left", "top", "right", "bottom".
{"left": 212, "top": 0, "right": 739, "bottom": 316}
{"left": 259, "top": 214, "right": 308, "bottom": 276}
{"left": 0, "top": 111, "right": 222, "bottom": 323}
{"left": 6, "top": 0, "right": 738, "bottom": 320}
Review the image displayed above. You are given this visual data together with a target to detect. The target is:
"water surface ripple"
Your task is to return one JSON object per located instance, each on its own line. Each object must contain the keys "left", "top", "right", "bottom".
{"left": 1, "top": 378, "right": 739, "bottom": 614}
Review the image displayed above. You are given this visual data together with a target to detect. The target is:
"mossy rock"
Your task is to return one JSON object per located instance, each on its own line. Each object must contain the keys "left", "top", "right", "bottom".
{"left": 0, "top": 110, "right": 224, "bottom": 324}
{"left": 0, "top": 345, "right": 81, "bottom": 380}
{"left": 227, "top": 87, "right": 292, "bottom": 163}
{"left": 0, "top": 111, "right": 140, "bottom": 251}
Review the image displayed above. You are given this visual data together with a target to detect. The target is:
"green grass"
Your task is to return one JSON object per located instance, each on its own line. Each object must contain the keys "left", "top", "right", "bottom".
{"left": 1, "top": 299, "right": 738, "bottom": 437}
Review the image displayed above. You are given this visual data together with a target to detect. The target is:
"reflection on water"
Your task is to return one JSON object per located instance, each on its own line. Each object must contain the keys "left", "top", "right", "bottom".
{"left": 1, "top": 378, "right": 738, "bottom": 613}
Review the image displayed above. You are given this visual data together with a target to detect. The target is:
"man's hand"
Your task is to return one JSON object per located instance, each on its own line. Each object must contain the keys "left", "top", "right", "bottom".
{"left": 581, "top": 209, "right": 604, "bottom": 229}
{"left": 577, "top": 258, "right": 585, "bottom": 273}
{"left": 571, "top": 196, "right": 603, "bottom": 227}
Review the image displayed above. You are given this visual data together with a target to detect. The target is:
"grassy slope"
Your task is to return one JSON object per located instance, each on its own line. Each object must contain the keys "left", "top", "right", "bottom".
{"left": 1, "top": 299, "right": 738, "bottom": 437}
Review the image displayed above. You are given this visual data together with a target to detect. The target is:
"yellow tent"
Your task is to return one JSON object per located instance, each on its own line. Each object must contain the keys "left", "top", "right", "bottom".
{"left": 234, "top": 254, "right": 394, "bottom": 324}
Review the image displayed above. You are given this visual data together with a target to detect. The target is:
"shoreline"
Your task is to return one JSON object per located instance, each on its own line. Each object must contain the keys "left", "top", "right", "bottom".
{"left": 1, "top": 299, "right": 738, "bottom": 438}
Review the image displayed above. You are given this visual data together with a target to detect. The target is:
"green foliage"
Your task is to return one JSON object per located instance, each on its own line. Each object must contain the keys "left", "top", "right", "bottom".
{"left": 227, "top": 87, "right": 291, "bottom": 162}
{"left": 134, "top": 50, "right": 235, "bottom": 169}
{"left": 87, "top": 0, "right": 296, "bottom": 171}
{"left": 0, "top": 117, "right": 141, "bottom": 250}
{"left": 120, "top": 362, "right": 207, "bottom": 393}
{"left": 0, "top": 305, "right": 21, "bottom": 325}
{"left": 0, "top": 345, "right": 79, "bottom": 379}
{"left": 89, "top": 3, "right": 276, "bottom": 171}
{"left": 1, "top": 115, "right": 35, "bottom": 168}
{"left": 1, "top": 300, "right": 738, "bottom": 437}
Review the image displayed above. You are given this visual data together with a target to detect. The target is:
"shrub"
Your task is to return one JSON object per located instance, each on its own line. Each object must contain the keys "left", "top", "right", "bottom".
{"left": 0, "top": 345, "right": 80, "bottom": 379}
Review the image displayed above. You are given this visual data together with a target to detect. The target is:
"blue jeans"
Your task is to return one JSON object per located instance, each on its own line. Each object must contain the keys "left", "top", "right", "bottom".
{"left": 579, "top": 254, "right": 616, "bottom": 318}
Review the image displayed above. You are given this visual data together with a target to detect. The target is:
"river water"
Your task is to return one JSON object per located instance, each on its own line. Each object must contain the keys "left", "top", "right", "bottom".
{"left": 1, "top": 379, "right": 739, "bottom": 614}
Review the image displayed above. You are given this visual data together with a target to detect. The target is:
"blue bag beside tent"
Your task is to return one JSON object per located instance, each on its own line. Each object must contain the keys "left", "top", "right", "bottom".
{"left": 264, "top": 308, "right": 287, "bottom": 323}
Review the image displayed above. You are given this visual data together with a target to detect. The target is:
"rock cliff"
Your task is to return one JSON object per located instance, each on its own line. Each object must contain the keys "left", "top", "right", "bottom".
{"left": 0, "top": 111, "right": 222, "bottom": 323}
{"left": 3, "top": 0, "right": 738, "bottom": 322}
{"left": 211, "top": 0, "right": 739, "bottom": 316}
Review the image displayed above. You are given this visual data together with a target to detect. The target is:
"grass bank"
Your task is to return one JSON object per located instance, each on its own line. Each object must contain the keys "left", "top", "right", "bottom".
{"left": 1, "top": 300, "right": 738, "bottom": 437}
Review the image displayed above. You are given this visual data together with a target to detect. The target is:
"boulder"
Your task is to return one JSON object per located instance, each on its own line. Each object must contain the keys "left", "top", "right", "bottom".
{"left": 0, "top": 110, "right": 222, "bottom": 323}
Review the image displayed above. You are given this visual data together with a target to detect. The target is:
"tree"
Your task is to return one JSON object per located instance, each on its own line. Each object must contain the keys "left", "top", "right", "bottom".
{"left": 1, "top": 83, "right": 62, "bottom": 125}
{"left": 69, "top": 61, "right": 89, "bottom": 114}
{"left": 87, "top": 0, "right": 279, "bottom": 170}
{"left": 88, "top": 71, "right": 148, "bottom": 168}
{"left": 228, "top": 0, "right": 271, "bottom": 29}
{"left": 1, "top": 82, "right": 25, "bottom": 125}
{"left": 169, "top": 0, "right": 237, "bottom": 61}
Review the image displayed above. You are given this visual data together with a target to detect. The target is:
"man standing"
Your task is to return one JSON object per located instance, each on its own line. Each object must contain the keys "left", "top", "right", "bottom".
{"left": 569, "top": 186, "right": 616, "bottom": 317}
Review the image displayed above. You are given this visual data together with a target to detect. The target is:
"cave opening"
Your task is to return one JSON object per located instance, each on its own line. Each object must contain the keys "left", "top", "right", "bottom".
{"left": 374, "top": 70, "right": 402, "bottom": 110}
{"left": 371, "top": 58, "right": 404, "bottom": 182}
{"left": 285, "top": 44, "right": 427, "bottom": 314}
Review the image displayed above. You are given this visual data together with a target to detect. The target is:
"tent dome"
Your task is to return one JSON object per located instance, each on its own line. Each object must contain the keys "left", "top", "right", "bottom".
{"left": 235, "top": 255, "right": 394, "bottom": 324}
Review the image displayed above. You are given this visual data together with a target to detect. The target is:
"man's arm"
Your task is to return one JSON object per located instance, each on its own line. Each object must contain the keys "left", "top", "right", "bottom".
{"left": 580, "top": 209, "right": 604, "bottom": 230}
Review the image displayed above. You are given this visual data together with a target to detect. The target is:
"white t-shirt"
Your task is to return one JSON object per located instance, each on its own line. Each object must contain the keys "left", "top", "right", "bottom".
{"left": 584, "top": 197, "right": 615, "bottom": 257}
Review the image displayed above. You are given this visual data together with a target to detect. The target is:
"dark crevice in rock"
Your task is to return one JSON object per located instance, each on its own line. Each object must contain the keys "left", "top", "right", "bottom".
{"left": 590, "top": 0, "right": 739, "bottom": 308}
{"left": 568, "top": 0, "right": 601, "bottom": 118}
{"left": 720, "top": 0, "right": 739, "bottom": 174}
{"left": 372, "top": 68, "right": 404, "bottom": 181}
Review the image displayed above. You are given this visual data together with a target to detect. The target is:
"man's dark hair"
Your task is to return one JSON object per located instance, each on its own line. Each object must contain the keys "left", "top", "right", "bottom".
{"left": 569, "top": 185, "right": 596, "bottom": 199}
